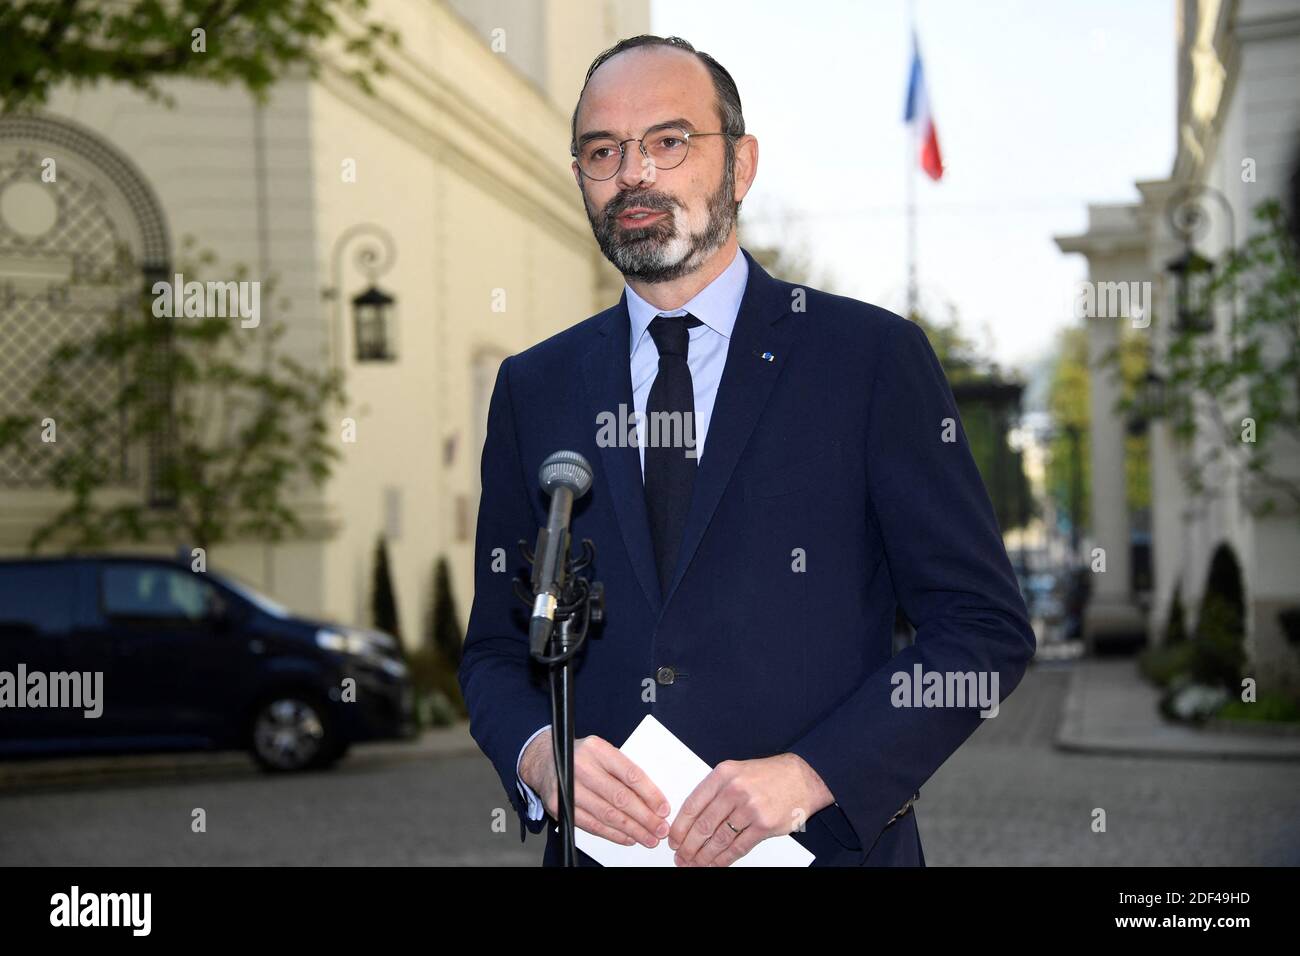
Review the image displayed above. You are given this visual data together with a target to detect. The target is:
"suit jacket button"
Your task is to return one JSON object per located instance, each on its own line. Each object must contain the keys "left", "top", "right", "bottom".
{"left": 655, "top": 666, "right": 676, "bottom": 685}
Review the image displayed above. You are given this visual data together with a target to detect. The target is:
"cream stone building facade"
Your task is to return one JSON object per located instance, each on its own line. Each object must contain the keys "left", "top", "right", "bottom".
{"left": 0, "top": 0, "right": 649, "bottom": 646}
{"left": 1056, "top": 0, "right": 1300, "bottom": 688}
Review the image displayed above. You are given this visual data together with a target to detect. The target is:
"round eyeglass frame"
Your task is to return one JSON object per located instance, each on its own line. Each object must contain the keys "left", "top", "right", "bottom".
{"left": 572, "top": 126, "right": 740, "bottom": 181}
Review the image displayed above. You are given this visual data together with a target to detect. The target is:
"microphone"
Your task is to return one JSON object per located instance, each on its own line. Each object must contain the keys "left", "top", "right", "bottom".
{"left": 529, "top": 450, "right": 594, "bottom": 656}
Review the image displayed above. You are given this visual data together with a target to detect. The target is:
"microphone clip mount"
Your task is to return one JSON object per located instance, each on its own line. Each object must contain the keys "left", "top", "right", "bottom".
{"left": 514, "top": 537, "right": 604, "bottom": 665}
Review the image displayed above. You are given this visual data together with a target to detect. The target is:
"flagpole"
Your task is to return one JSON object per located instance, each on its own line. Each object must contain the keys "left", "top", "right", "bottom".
{"left": 906, "top": 105, "right": 917, "bottom": 320}
{"left": 906, "top": 2, "right": 918, "bottom": 321}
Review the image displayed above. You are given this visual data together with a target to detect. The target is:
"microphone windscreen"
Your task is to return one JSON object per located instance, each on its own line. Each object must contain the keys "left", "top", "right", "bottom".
{"left": 539, "top": 450, "right": 593, "bottom": 498}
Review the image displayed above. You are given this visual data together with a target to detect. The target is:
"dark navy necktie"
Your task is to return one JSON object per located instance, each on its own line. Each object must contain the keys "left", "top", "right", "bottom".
{"left": 644, "top": 312, "right": 703, "bottom": 596}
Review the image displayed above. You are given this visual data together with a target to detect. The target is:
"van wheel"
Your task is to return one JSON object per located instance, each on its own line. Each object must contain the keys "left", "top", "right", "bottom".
{"left": 249, "top": 694, "right": 345, "bottom": 772}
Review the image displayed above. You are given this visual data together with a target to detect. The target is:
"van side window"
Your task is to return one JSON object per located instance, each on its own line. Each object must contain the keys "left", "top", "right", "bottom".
{"left": 0, "top": 565, "right": 75, "bottom": 636}
{"left": 101, "top": 566, "right": 213, "bottom": 622}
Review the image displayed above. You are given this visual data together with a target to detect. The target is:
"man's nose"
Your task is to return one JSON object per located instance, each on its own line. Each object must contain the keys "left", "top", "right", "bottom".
{"left": 614, "top": 142, "right": 654, "bottom": 188}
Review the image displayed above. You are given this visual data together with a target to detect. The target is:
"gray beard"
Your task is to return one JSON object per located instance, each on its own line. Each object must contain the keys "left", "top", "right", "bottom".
{"left": 585, "top": 160, "right": 736, "bottom": 284}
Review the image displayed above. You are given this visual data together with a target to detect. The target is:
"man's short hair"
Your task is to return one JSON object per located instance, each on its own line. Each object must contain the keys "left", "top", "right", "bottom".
{"left": 570, "top": 35, "right": 746, "bottom": 214}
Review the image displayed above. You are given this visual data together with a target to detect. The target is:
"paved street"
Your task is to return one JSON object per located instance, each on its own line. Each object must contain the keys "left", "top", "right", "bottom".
{"left": 1, "top": 662, "right": 1297, "bottom": 866}
{"left": 0, "top": 749, "right": 536, "bottom": 867}
{"left": 921, "top": 664, "right": 1300, "bottom": 865}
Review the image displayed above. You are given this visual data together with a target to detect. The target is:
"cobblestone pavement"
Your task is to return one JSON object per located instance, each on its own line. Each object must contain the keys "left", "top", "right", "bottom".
{"left": 1, "top": 662, "right": 1296, "bottom": 865}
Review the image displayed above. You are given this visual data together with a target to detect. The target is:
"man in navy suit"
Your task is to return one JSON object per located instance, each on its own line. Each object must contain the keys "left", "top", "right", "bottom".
{"left": 458, "top": 35, "right": 1036, "bottom": 867}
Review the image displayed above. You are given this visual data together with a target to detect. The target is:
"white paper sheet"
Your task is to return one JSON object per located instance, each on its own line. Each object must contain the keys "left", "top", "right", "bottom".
{"left": 569, "top": 715, "right": 815, "bottom": 867}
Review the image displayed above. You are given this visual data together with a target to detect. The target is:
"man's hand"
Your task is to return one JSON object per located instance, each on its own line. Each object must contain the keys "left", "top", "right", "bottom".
{"left": 520, "top": 729, "right": 672, "bottom": 848}
{"left": 667, "top": 753, "right": 835, "bottom": 867}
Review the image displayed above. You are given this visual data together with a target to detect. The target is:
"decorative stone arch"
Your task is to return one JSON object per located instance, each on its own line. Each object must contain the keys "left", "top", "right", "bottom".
{"left": 0, "top": 113, "right": 171, "bottom": 274}
{"left": 0, "top": 113, "right": 173, "bottom": 494}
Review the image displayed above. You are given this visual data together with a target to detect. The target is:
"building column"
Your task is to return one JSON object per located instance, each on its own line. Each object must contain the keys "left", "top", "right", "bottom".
{"left": 1082, "top": 294, "right": 1147, "bottom": 647}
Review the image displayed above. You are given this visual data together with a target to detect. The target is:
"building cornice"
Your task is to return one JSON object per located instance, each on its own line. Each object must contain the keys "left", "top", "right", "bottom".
{"left": 315, "top": 2, "right": 594, "bottom": 256}
{"left": 1053, "top": 203, "right": 1148, "bottom": 257}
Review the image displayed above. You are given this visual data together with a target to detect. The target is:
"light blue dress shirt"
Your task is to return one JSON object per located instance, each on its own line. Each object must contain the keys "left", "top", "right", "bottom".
{"left": 514, "top": 246, "right": 749, "bottom": 820}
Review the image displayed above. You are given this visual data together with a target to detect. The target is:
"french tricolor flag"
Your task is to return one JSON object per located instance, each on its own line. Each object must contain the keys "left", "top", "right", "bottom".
{"left": 903, "top": 35, "right": 944, "bottom": 181}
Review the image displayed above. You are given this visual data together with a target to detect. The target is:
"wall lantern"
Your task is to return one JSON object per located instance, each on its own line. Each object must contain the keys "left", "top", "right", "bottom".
{"left": 352, "top": 284, "right": 397, "bottom": 361}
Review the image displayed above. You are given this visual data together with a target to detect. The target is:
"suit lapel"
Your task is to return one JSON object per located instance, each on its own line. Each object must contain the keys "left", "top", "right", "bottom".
{"left": 581, "top": 292, "right": 664, "bottom": 615}
{"left": 660, "top": 249, "right": 795, "bottom": 606}
{"left": 579, "top": 249, "right": 797, "bottom": 618}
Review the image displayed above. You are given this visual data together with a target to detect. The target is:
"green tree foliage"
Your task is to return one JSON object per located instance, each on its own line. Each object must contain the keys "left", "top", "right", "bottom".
{"left": 908, "top": 308, "right": 985, "bottom": 381}
{"left": 1117, "top": 333, "right": 1153, "bottom": 515}
{"left": 1165, "top": 584, "right": 1187, "bottom": 645}
{"left": 1189, "top": 546, "right": 1247, "bottom": 692}
{"left": 1092, "top": 325, "right": 1154, "bottom": 515}
{"left": 429, "top": 554, "right": 462, "bottom": 672}
{"left": 408, "top": 555, "right": 466, "bottom": 725}
{"left": 740, "top": 226, "right": 824, "bottom": 291}
{"left": 370, "top": 534, "right": 400, "bottom": 640}
{"left": 1048, "top": 325, "right": 1152, "bottom": 535}
{"left": 911, "top": 310, "right": 1034, "bottom": 533}
{"left": 1045, "top": 327, "right": 1091, "bottom": 531}
{"left": 1140, "top": 547, "right": 1248, "bottom": 698}
{"left": 0, "top": 239, "right": 345, "bottom": 554}
{"left": 0, "top": 0, "right": 400, "bottom": 113}
{"left": 1150, "top": 200, "right": 1300, "bottom": 515}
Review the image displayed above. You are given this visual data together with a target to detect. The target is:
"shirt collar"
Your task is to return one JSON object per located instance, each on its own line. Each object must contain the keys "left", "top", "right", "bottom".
{"left": 626, "top": 245, "right": 748, "bottom": 357}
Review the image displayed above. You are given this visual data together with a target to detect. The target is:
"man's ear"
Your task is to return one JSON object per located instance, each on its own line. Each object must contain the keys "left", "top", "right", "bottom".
{"left": 734, "top": 134, "right": 759, "bottom": 203}
{"left": 571, "top": 160, "right": 582, "bottom": 189}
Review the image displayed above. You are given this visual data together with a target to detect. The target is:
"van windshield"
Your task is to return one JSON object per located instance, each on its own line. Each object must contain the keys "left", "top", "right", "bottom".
{"left": 220, "top": 575, "right": 292, "bottom": 619}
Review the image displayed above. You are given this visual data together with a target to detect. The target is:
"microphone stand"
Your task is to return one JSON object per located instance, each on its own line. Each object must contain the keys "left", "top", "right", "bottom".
{"left": 515, "top": 537, "right": 604, "bottom": 866}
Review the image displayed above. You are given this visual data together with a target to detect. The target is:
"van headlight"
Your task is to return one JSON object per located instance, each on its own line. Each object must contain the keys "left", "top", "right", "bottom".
{"left": 316, "top": 628, "right": 371, "bottom": 656}
{"left": 316, "top": 628, "right": 406, "bottom": 676}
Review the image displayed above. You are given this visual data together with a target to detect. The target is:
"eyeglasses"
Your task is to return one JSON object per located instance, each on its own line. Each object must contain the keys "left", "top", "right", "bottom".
{"left": 572, "top": 125, "right": 738, "bottom": 181}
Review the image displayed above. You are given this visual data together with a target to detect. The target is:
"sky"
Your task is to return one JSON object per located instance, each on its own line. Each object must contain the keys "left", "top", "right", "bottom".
{"left": 650, "top": 0, "right": 1176, "bottom": 374}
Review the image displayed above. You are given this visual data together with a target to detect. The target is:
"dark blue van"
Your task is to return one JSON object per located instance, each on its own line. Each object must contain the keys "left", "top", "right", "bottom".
{"left": 0, "top": 556, "right": 415, "bottom": 771}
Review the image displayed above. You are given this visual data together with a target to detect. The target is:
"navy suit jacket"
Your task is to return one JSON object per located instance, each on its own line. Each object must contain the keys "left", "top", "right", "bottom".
{"left": 458, "top": 247, "right": 1036, "bottom": 866}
